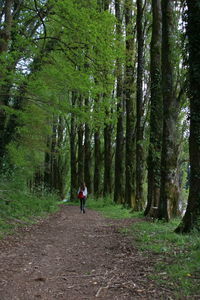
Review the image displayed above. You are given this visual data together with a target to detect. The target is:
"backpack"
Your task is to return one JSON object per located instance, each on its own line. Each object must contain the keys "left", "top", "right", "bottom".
{"left": 78, "top": 190, "right": 84, "bottom": 199}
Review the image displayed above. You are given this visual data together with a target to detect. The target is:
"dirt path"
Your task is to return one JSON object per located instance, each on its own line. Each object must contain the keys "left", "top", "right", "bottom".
{"left": 0, "top": 205, "right": 173, "bottom": 300}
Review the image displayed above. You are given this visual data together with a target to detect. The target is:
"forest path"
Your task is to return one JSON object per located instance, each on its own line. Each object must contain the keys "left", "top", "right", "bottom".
{"left": 0, "top": 205, "right": 173, "bottom": 300}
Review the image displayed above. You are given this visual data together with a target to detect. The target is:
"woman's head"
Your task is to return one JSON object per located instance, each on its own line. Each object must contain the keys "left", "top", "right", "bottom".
{"left": 80, "top": 182, "right": 86, "bottom": 190}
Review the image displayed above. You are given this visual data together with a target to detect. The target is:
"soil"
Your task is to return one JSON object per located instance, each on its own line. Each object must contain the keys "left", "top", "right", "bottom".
{"left": 0, "top": 205, "right": 176, "bottom": 300}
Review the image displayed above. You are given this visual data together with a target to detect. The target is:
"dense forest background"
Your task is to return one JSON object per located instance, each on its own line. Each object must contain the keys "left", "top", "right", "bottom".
{"left": 0, "top": 0, "right": 200, "bottom": 233}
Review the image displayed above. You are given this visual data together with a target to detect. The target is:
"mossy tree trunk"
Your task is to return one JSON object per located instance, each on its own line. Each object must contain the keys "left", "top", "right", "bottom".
{"left": 44, "top": 135, "right": 52, "bottom": 189}
{"left": 43, "top": 115, "right": 66, "bottom": 198}
{"left": 124, "top": 0, "right": 136, "bottom": 208}
{"left": 103, "top": 0, "right": 109, "bottom": 10}
{"left": 50, "top": 116, "right": 58, "bottom": 191}
{"left": 114, "top": 0, "right": 125, "bottom": 204}
{"left": 158, "top": 0, "right": 179, "bottom": 221}
{"left": 175, "top": 0, "right": 200, "bottom": 233}
{"left": 93, "top": 93, "right": 102, "bottom": 198}
{"left": 0, "top": 0, "right": 13, "bottom": 52}
{"left": 0, "top": 0, "right": 13, "bottom": 168}
{"left": 135, "top": 0, "right": 145, "bottom": 211}
{"left": 84, "top": 98, "right": 93, "bottom": 195}
{"left": 70, "top": 92, "right": 78, "bottom": 201}
{"left": 55, "top": 116, "right": 67, "bottom": 199}
{"left": 94, "top": 129, "right": 102, "bottom": 198}
{"left": 103, "top": 116, "right": 113, "bottom": 197}
{"left": 145, "top": 0, "right": 162, "bottom": 216}
{"left": 102, "top": 0, "right": 113, "bottom": 198}
{"left": 77, "top": 96, "right": 85, "bottom": 186}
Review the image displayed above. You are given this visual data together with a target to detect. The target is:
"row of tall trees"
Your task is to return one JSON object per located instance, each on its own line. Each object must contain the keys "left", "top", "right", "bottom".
{"left": 0, "top": 0, "right": 199, "bottom": 232}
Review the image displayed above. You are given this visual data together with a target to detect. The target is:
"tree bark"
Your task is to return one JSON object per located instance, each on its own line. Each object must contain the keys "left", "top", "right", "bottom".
{"left": 135, "top": 0, "right": 145, "bottom": 211}
{"left": 78, "top": 122, "right": 84, "bottom": 186}
{"left": 97, "top": 0, "right": 109, "bottom": 11}
{"left": 114, "top": 0, "right": 125, "bottom": 204}
{"left": 50, "top": 116, "right": 58, "bottom": 191}
{"left": 0, "top": 0, "right": 13, "bottom": 168}
{"left": 158, "top": 0, "right": 178, "bottom": 221}
{"left": 94, "top": 129, "right": 102, "bottom": 198}
{"left": 175, "top": 0, "right": 200, "bottom": 233}
{"left": 44, "top": 135, "right": 52, "bottom": 189}
{"left": 103, "top": 0, "right": 109, "bottom": 10}
{"left": 84, "top": 98, "right": 93, "bottom": 195}
{"left": 0, "top": 0, "right": 13, "bottom": 53}
{"left": 70, "top": 92, "right": 78, "bottom": 201}
{"left": 103, "top": 116, "right": 113, "bottom": 197}
{"left": 55, "top": 115, "right": 67, "bottom": 199}
{"left": 124, "top": 0, "right": 136, "bottom": 208}
{"left": 145, "top": 0, "right": 162, "bottom": 216}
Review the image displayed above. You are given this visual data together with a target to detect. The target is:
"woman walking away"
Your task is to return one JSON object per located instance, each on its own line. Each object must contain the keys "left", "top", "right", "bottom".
{"left": 77, "top": 183, "right": 87, "bottom": 213}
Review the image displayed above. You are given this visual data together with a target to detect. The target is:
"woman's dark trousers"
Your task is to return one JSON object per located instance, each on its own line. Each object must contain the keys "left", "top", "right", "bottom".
{"left": 80, "top": 197, "right": 86, "bottom": 213}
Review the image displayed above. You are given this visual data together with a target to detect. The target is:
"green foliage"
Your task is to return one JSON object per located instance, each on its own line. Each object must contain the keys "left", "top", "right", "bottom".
{"left": 6, "top": 101, "right": 51, "bottom": 176}
{"left": 131, "top": 220, "right": 200, "bottom": 297}
{"left": 28, "top": 0, "right": 119, "bottom": 116}
{"left": 0, "top": 0, "right": 121, "bottom": 179}
{"left": 46, "top": 0, "right": 117, "bottom": 80}
{"left": 0, "top": 173, "right": 60, "bottom": 238}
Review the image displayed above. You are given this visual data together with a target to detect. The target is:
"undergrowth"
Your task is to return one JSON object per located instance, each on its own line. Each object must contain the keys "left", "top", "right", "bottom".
{"left": 0, "top": 175, "right": 60, "bottom": 238}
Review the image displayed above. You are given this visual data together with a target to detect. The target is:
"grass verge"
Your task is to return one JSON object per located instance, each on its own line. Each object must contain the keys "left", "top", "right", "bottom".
{"left": 130, "top": 219, "right": 200, "bottom": 299}
{"left": 86, "top": 197, "right": 143, "bottom": 219}
{"left": 87, "top": 197, "right": 131, "bottom": 218}
{"left": 81, "top": 198, "right": 200, "bottom": 298}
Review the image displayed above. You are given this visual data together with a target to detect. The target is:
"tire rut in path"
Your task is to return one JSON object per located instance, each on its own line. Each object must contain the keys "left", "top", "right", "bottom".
{"left": 0, "top": 205, "right": 172, "bottom": 300}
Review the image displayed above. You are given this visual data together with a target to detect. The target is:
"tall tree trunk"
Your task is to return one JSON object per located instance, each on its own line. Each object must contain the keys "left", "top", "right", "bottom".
{"left": 114, "top": 0, "right": 125, "bottom": 204}
{"left": 84, "top": 98, "right": 93, "bottom": 195}
{"left": 94, "top": 129, "right": 102, "bottom": 198}
{"left": 97, "top": 0, "right": 103, "bottom": 11}
{"left": 103, "top": 116, "right": 113, "bottom": 197}
{"left": 56, "top": 115, "right": 66, "bottom": 199}
{"left": 44, "top": 135, "right": 52, "bottom": 189}
{"left": 0, "top": 0, "right": 13, "bottom": 53}
{"left": 124, "top": 0, "right": 136, "bottom": 208}
{"left": 93, "top": 91, "right": 102, "bottom": 198}
{"left": 50, "top": 116, "right": 58, "bottom": 191}
{"left": 102, "top": 0, "right": 112, "bottom": 198}
{"left": 158, "top": 0, "right": 178, "bottom": 221}
{"left": 78, "top": 121, "right": 84, "bottom": 186}
{"left": 97, "top": 0, "right": 109, "bottom": 11}
{"left": 43, "top": 115, "right": 66, "bottom": 198}
{"left": 103, "top": 0, "right": 109, "bottom": 10}
{"left": 145, "top": 0, "right": 162, "bottom": 216}
{"left": 34, "top": 170, "right": 44, "bottom": 190}
{"left": 135, "top": 0, "right": 145, "bottom": 211}
{"left": 175, "top": 0, "right": 200, "bottom": 233}
{"left": 70, "top": 92, "right": 78, "bottom": 201}
{"left": 35, "top": 114, "right": 65, "bottom": 195}
{"left": 0, "top": 0, "right": 13, "bottom": 168}
{"left": 77, "top": 95, "right": 84, "bottom": 186}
